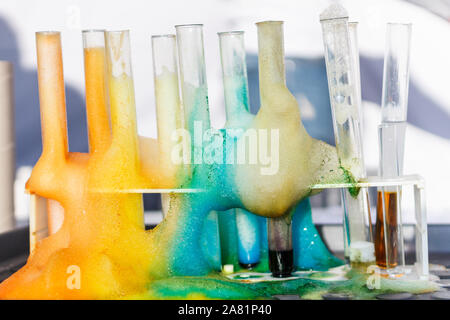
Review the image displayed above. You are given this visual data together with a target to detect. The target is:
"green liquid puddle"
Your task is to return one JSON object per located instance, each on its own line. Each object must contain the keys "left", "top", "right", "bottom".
{"left": 128, "top": 268, "right": 438, "bottom": 300}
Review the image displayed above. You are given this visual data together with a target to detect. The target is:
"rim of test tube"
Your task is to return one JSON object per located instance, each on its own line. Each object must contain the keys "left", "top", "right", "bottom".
{"left": 106, "top": 30, "right": 130, "bottom": 34}
{"left": 151, "top": 34, "right": 176, "bottom": 39}
{"left": 82, "top": 29, "right": 106, "bottom": 48}
{"left": 175, "top": 24, "right": 203, "bottom": 28}
{"left": 255, "top": 20, "right": 283, "bottom": 25}
{"left": 217, "top": 31, "right": 244, "bottom": 36}
{"left": 36, "top": 31, "right": 60, "bottom": 35}
{"left": 387, "top": 22, "right": 412, "bottom": 26}
{"left": 319, "top": 16, "right": 348, "bottom": 22}
{"left": 82, "top": 29, "right": 106, "bottom": 33}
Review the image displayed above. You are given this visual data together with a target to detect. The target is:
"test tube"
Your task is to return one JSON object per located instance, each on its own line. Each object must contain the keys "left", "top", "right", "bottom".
{"left": 218, "top": 31, "right": 261, "bottom": 269}
{"left": 375, "top": 23, "right": 411, "bottom": 271}
{"left": 268, "top": 214, "right": 293, "bottom": 277}
{"left": 175, "top": 24, "right": 210, "bottom": 141}
{"left": 0, "top": 61, "right": 15, "bottom": 233}
{"left": 104, "top": 30, "right": 144, "bottom": 228}
{"left": 35, "top": 32, "right": 69, "bottom": 235}
{"left": 36, "top": 32, "right": 69, "bottom": 161}
{"left": 320, "top": 5, "right": 374, "bottom": 270}
{"left": 218, "top": 31, "right": 252, "bottom": 125}
{"left": 256, "top": 21, "right": 293, "bottom": 277}
{"left": 175, "top": 24, "right": 221, "bottom": 269}
{"left": 82, "top": 30, "right": 111, "bottom": 153}
{"left": 152, "top": 34, "right": 183, "bottom": 172}
{"left": 104, "top": 30, "right": 140, "bottom": 163}
{"left": 152, "top": 34, "right": 185, "bottom": 216}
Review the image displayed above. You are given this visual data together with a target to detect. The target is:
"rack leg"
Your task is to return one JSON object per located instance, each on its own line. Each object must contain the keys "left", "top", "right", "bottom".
{"left": 414, "top": 183, "right": 429, "bottom": 279}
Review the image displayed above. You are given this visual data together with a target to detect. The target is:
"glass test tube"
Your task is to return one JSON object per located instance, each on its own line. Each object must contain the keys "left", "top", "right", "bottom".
{"left": 82, "top": 30, "right": 110, "bottom": 153}
{"left": 218, "top": 31, "right": 261, "bottom": 269}
{"left": 0, "top": 61, "right": 15, "bottom": 233}
{"left": 36, "top": 32, "right": 69, "bottom": 161}
{"left": 346, "top": 22, "right": 373, "bottom": 263}
{"left": 268, "top": 214, "right": 293, "bottom": 277}
{"left": 218, "top": 31, "right": 251, "bottom": 124}
{"left": 36, "top": 32, "right": 68, "bottom": 235}
{"left": 152, "top": 35, "right": 183, "bottom": 168}
{"left": 320, "top": 5, "right": 374, "bottom": 269}
{"left": 375, "top": 23, "right": 411, "bottom": 271}
{"left": 152, "top": 35, "right": 184, "bottom": 216}
{"left": 176, "top": 24, "right": 221, "bottom": 269}
{"left": 104, "top": 30, "right": 144, "bottom": 228}
{"left": 256, "top": 21, "right": 293, "bottom": 277}
{"left": 104, "top": 31, "right": 140, "bottom": 161}
{"left": 175, "top": 25, "right": 210, "bottom": 141}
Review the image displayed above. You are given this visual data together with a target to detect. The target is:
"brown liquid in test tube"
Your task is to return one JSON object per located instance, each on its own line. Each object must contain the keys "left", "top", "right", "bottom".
{"left": 375, "top": 191, "right": 398, "bottom": 268}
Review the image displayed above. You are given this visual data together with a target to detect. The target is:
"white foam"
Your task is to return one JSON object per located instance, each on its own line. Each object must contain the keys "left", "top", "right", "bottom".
{"left": 349, "top": 241, "right": 375, "bottom": 263}
{"left": 320, "top": 3, "right": 348, "bottom": 21}
{"left": 222, "top": 264, "right": 234, "bottom": 274}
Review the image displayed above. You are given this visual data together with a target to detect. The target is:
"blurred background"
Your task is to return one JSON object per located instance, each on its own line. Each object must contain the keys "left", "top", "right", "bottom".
{"left": 0, "top": 0, "right": 449, "bottom": 231}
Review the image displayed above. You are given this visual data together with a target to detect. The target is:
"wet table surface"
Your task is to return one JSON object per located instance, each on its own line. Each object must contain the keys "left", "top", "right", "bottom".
{"left": 1, "top": 227, "right": 449, "bottom": 300}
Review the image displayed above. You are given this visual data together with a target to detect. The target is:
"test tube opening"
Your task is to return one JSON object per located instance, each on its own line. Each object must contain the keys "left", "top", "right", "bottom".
{"left": 82, "top": 29, "right": 106, "bottom": 49}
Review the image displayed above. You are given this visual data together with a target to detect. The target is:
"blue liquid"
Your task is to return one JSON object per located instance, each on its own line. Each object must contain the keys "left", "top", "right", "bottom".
{"left": 236, "top": 209, "right": 261, "bottom": 267}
